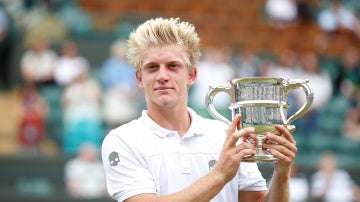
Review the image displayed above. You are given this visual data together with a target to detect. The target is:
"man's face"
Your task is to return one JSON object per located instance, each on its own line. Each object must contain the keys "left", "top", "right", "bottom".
{"left": 136, "top": 45, "right": 196, "bottom": 109}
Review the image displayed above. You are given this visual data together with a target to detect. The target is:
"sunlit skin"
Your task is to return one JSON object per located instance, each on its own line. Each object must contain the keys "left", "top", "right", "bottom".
{"left": 135, "top": 45, "right": 196, "bottom": 135}
{"left": 136, "top": 45, "right": 194, "bottom": 107}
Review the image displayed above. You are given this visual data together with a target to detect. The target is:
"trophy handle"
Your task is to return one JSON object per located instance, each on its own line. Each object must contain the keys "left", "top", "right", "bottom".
{"left": 205, "top": 84, "right": 232, "bottom": 125}
{"left": 284, "top": 79, "right": 314, "bottom": 125}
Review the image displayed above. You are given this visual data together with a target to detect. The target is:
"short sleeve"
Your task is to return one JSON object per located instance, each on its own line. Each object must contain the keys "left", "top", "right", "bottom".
{"left": 101, "top": 133, "right": 156, "bottom": 201}
{"left": 238, "top": 162, "right": 268, "bottom": 191}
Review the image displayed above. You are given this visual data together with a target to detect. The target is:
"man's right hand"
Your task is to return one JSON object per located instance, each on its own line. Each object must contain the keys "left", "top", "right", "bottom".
{"left": 212, "top": 114, "right": 257, "bottom": 182}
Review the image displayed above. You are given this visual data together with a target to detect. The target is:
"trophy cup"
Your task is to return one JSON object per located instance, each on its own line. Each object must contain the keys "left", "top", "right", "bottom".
{"left": 206, "top": 77, "right": 313, "bottom": 162}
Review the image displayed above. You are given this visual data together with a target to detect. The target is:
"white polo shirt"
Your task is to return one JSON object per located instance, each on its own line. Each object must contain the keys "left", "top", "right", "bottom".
{"left": 102, "top": 108, "right": 267, "bottom": 202}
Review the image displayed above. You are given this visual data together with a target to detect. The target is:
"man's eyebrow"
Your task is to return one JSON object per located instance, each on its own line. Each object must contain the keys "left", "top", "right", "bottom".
{"left": 142, "top": 61, "right": 157, "bottom": 66}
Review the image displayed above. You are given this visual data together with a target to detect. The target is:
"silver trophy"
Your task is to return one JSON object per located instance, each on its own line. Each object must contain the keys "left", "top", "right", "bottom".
{"left": 206, "top": 77, "right": 313, "bottom": 162}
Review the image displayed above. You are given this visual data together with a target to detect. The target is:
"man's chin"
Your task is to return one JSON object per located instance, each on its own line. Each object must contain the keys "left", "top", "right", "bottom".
{"left": 155, "top": 99, "right": 176, "bottom": 108}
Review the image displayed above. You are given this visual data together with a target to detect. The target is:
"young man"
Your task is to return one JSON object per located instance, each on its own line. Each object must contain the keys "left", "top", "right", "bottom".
{"left": 101, "top": 17, "right": 297, "bottom": 202}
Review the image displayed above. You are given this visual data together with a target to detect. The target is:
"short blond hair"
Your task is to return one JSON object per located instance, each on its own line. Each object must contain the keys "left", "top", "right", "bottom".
{"left": 127, "top": 17, "right": 201, "bottom": 71}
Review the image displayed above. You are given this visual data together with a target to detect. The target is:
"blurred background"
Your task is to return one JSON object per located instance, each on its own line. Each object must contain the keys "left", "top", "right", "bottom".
{"left": 0, "top": 0, "right": 360, "bottom": 201}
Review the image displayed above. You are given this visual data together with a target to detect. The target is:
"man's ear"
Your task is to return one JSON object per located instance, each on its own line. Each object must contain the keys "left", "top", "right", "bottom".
{"left": 188, "top": 67, "right": 197, "bottom": 87}
{"left": 136, "top": 70, "right": 144, "bottom": 89}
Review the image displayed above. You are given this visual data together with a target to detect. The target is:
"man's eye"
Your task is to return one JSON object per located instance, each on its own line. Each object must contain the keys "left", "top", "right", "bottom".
{"left": 146, "top": 65, "right": 157, "bottom": 70}
{"left": 169, "top": 64, "right": 179, "bottom": 69}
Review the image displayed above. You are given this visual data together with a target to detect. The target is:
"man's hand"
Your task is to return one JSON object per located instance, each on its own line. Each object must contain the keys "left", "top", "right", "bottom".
{"left": 263, "top": 124, "right": 298, "bottom": 175}
{"left": 212, "top": 114, "right": 257, "bottom": 182}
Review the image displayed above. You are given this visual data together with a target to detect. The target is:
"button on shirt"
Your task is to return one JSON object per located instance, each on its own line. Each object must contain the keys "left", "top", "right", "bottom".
{"left": 102, "top": 108, "right": 267, "bottom": 202}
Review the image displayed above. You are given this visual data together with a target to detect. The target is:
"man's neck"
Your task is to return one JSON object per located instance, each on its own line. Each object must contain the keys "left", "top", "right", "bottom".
{"left": 147, "top": 106, "right": 191, "bottom": 137}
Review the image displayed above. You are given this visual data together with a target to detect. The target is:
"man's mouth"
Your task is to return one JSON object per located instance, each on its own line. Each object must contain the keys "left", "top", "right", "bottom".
{"left": 155, "top": 86, "right": 172, "bottom": 91}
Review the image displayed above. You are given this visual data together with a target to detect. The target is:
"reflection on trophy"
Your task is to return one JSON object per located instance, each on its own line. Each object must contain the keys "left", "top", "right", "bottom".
{"left": 206, "top": 77, "right": 313, "bottom": 162}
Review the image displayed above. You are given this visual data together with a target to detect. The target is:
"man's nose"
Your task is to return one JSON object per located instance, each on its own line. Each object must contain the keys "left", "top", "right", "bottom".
{"left": 156, "top": 66, "right": 170, "bottom": 82}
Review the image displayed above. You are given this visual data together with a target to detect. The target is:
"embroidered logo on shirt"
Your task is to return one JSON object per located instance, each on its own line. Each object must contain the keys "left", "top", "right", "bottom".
{"left": 109, "top": 151, "right": 120, "bottom": 167}
{"left": 208, "top": 160, "right": 217, "bottom": 170}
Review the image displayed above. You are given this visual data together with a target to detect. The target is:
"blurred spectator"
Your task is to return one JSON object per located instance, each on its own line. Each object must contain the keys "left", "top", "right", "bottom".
{"left": 58, "top": 1, "right": 93, "bottom": 35}
{"left": 339, "top": 46, "right": 360, "bottom": 103}
{"left": 20, "top": 37, "right": 58, "bottom": 87}
{"left": 232, "top": 47, "right": 262, "bottom": 78}
{"left": 313, "top": 32, "right": 330, "bottom": 56}
{"left": 264, "top": 0, "right": 298, "bottom": 28}
{"left": 101, "top": 40, "right": 137, "bottom": 90}
{"left": 21, "top": 0, "right": 68, "bottom": 47}
{"left": 64, "top": 142, "right": 107, "bottom": 199}
{"left": 343, "top": 105, "right": 360, "bottom": 142}
{"left": 54, "top": 41, "right": 89, "bottom": 87}
{"left": 317, "top": 0, "right": 359, "bottom": 33}
{"left": 296, "top": 0, "right": 317, "bottom": 25}
{"left": 101, "top": 40, "right": 143, "bottom": 128}
{"left": 0, "top": 3, "right": 10, "bottom": 90}
{"left": 312, "top": 32, "right": 346, "bottom": 93}
{"left": 0, "top": 3, "right": 7, "bottom": 44}
{"left": 189, "top": 46, "right": 236, "bottom": 118}
{"left": 293, "top": 51, "right": 333, "bottom": 136}
{"left": 310, "top": 152, "right": 357, "bottom": 202}
{"left": 61, "top": 68, "right": 103, "bottom": 157}
{"left": 289, "top": 163, "right": 310, "bottom": 202}
{"left": 265, "top": 48, "right": 299, "bottom": 78}
{"left": 16, "top": 83, "right": 48, "bottom": 156}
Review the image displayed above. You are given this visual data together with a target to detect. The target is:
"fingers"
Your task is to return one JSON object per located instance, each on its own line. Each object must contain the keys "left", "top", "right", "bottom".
{"left": 227, "top": 114, "right": 242, "bottom": 136}
{"left": 263, "top": 125, "right": 297, "bottom": 163}
{"left": 242, "top": 133, "right": 258, "bottom": 146}
{"left": 215, "top": 116, "right": 257, "bottom": 181}
{"left": 229, "top": 128, "right": 257, "bottom": 161}
{"left": 226, "top": 114, "right": 252, "bottom": 146}
{"left": 223, "top": 114, "right": 257, "bottom": 160}
{"left": 228, "top": 127, "right": 255, "bottom": 147}
{"left": 275, "top": 125, "right": 296, "bottom": 144}
{"left": 267, "top": 144, "right": 296, "bottom": 163}
{"left": 234, "top": 142, "right": 257, "bottom": 159}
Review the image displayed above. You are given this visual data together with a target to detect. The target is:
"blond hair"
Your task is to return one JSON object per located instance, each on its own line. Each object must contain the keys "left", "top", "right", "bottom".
{"left": 127, "top": 17, "right": 201, "bottom": 71}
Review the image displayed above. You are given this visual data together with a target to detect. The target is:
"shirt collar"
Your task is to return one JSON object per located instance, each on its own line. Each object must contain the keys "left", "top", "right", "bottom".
{"left": 140, "top": 108, "right": 207, "bottom": 138}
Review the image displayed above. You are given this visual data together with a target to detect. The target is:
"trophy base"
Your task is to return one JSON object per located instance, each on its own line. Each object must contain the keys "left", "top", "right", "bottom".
{"left": 242, "top": 154, "right": 278, "bottom": 163}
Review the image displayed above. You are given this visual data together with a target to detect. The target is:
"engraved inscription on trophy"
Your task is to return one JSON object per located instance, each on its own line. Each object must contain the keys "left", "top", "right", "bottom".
{"left": 206, "top": 77, "right": 313, "bottom": 162}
